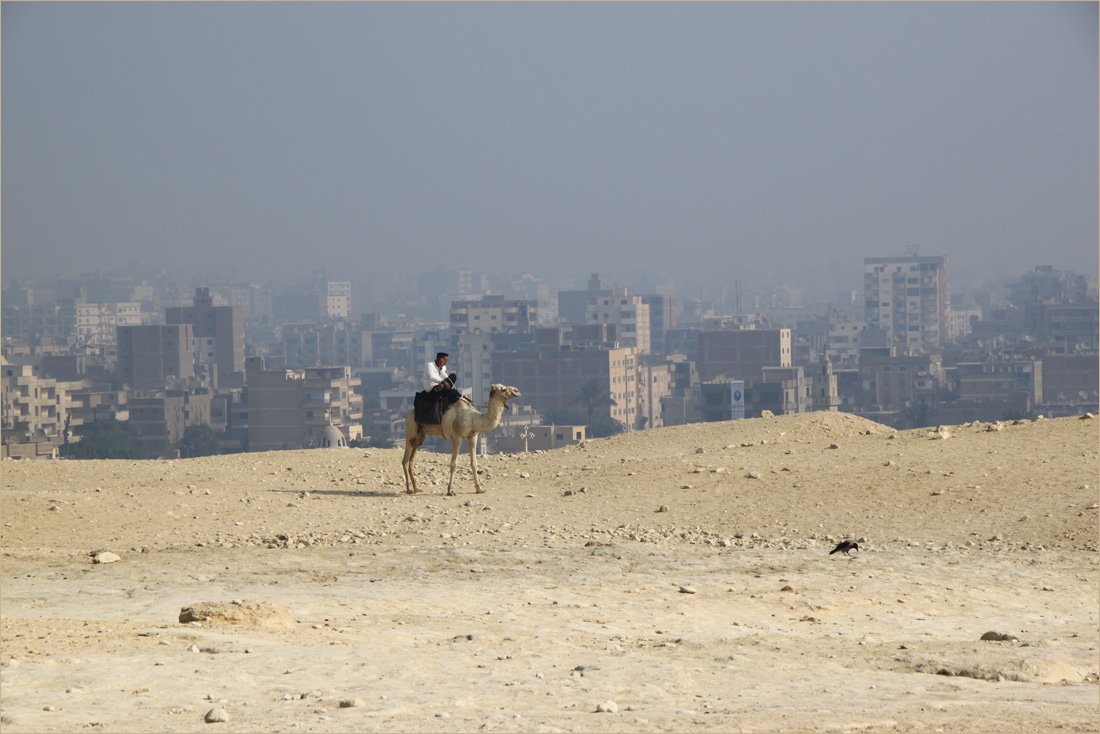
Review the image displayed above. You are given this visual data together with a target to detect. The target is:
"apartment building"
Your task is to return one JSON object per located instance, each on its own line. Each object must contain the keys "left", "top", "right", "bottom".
{"left": 491, "top": 345, "right": 637, "bottom": 429}
{"left": 278, "top": 321, "right": 371, "bottom": 369}
{"left": 557, "top": 273, "right": 611, "bottom": 323}
{"left": 1, "top": 362, "right": 79, "bottom": 450}
{"left": 244, "top": 357, "right": 363, "bottom": 451}
{"left": 857, "top": 346, "right": 944, "bottom": 413}
{"left": 319, "top": 281, "right": 352, "bottom": 320}
{"left": 640, "top": 294, "right": 675, "bottom": 354}
{"left": 864, "top": 255, "right": 947, "bottom": 352}
{"left": 696, "top": 327, "right": 791, "bottom": 382}
{"left": 128, "top": 389, "right": 213, "bottom": 459}
{"left": 116, "top": 324, "right": 195, "bottom": 390}
{"left": 166, "top": 288, "right": 245, "bottom": 388}
{"left": 450, "top": 296, "right": 538, "bottom": 335}
{"left": 586, "top": 289, "right": 651, "bottom": 354}
{"left": 74, "top": 302, "right": 142, "bottom": 349}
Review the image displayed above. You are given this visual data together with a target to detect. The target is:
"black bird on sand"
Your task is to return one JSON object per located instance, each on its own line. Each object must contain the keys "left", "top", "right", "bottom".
{"left": 829, "top": 540, "right": 859, "bottom": 556}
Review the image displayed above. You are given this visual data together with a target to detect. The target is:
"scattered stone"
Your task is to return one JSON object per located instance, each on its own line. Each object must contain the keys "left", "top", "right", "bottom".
{"left": 204, "top": 707, "right": 229, "bottom": 723}
{"left": 1080, "top": 412, "right": 1093, "bottom": 419}
{"left": 187, "top": 644, "right": 201, "bottom": 653}
{"left": 746, "top": 471, "right": 761, "bottom": 479}
{"left": 980, "top": 631, "right": 1018, "bottom": 642}
{"left": 780, "top": 585, "right": 794, "bottom": 592}
{"left": 596, "top": 701, "right": 619, "bottom": 713}
{"left": 179, "top": 601, "right": 294, "bottom": 629}
{"left": 91, "top": 551, "right": 121, "bottom": 564}
{"left": 694, "top": 447, "right": 706, "bottom": 454}
{"left": 656, "top": 505, "right": 669, "bottom": 513}
{"left": 760, "top": 410, "right": 774, "bottom": 418}
{"left": 338, "top": 699, "right": 365, "bottom": 708}
{"left": 678, "top": 586, "right": 697, "bottom": 594}
{"left": 827, "top": 443, "right": 839, "bottom": 450}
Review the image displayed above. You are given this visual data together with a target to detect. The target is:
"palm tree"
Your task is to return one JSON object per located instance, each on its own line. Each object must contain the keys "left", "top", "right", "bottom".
{"left": 572, "top": 379, "right": 616, "bottom": 425}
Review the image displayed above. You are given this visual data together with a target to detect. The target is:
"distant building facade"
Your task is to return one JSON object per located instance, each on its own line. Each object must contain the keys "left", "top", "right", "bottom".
{"left": 116, "top": 324, "right": 195, "bottom": 390}
{"left": 166, "top": 288, "right": 245, "bottom": 387}
{"left": 696, "top": 327, "right": 791, "bottom": 382}
{"left": 244, "top": 357, "right": 363, "bottom": 451}
{"left": 864, "top": 255, "right": 947, "bottom": 352}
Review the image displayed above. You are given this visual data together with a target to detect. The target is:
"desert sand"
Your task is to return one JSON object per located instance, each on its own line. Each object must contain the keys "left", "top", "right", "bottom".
{"left": 1, "top": 411, "right": 1097, "bottom": 733}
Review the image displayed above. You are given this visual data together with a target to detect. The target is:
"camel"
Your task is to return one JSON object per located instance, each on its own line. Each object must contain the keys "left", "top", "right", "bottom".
{"left": 401, "top": 384, "right": 522, "bottom": 496}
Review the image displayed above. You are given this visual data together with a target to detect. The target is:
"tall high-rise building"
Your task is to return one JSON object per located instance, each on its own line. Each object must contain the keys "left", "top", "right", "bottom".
{"left": 319, "top": 281, "right": 352, "bottom": 320}
{"left": 863, "top": 255, "right": 947, "bottom": 352}
{"left": 166, "top": 288, "right": 245, "bottom": 387}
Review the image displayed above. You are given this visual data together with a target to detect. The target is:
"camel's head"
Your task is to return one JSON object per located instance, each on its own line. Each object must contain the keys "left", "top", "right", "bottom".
{"left": 490, "top": 384, "right": 522, "bottom": 404}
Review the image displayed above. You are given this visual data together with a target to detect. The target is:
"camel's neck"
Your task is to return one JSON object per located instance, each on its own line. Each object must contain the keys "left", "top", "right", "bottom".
{"left": 475, "top": 396, "right": 508, "bottom": 432}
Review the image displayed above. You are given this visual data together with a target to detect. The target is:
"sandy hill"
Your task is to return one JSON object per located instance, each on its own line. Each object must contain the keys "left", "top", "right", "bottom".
{"left": 1, "top": 412, "right": 1097, "bottom": 733}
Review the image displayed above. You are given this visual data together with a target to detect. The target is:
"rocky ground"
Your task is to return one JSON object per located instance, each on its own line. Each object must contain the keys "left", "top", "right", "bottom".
{"left": 1, "top": 411, "right": 1097, "bottom": 732}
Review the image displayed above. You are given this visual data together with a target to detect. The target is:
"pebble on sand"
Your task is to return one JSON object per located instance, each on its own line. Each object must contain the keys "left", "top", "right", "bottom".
{"left": 91, "top": 551, "right": 121, "bottom": 564}
{"left": 339, "top": 698, "right": 366, "bottom": 708}
{"left": 596, "top": 701, "right": 619, "bottom": 713}
{"left": 204, "top": 707, "right": 229, "bottom": 723}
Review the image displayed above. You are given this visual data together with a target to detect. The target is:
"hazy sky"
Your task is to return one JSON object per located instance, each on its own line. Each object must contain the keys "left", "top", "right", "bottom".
{"left": 3, "top": 2, "right": 1097, "bottom": 293}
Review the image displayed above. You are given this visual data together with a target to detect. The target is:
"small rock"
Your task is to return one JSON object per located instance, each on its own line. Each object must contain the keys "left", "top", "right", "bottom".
{"left": 827, "top": 443, "right": 839, "bottom": 450}
{"left": 204, "top": 707, "right": 229, "bottom": 723}
{"left": 596, "top": 701, "right": 618, "bottom": 713}
{"left": 760, "top": 410, "right": 774, "bottom": 418}
{"left": 678, "top": 586, "right": 697, "bottom": 594}
{"left": 656, "top": 505, "right": 669, "bottom": 513}
{"left": 980, "top": 631, "right": 1018, "bottom": 642}
{"left": 338, "top": 699, "right": 365, "bottom": 708}
{"left": 780, "top": 585, "right": 794, "bottom": 592}
{"left": 92, "top": 551, "right": 121, "bottom": 564}
{"left": 187, "top": 644, "right": 201, "bottom": 653}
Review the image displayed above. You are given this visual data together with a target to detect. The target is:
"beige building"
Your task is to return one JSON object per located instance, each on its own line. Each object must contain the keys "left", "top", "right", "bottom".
{"left": 450, "top": 296, "right": 538, "bottom": 335}
{"left": 864, "top": 255, "right": 947, "bottom": 352}
{"left": 319, "top": 281, "right": 352, "bottom": 320}
{"left": 244, "top": 357, "right": 363, "bottom": 451}
{"left": 635, "top": 356, "right": 676, "bottom": 430}
{"left": 1, "top": 361, "right": 82, "bottom": 456}
{"left": 586, "top": 288, "right": 651, "bottom": 354}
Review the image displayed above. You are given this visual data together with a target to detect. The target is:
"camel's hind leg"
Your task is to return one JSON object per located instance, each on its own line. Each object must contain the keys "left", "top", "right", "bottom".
{"left": 402, "top": 427, "right": 426, "bottom": 494}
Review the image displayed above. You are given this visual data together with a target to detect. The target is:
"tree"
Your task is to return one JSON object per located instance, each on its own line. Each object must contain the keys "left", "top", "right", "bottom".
{"left": 60, "top": 419, "right": 136, "bottom": 460}
{"left": 572, "top": 379, "right": 616, "bottom": 425}
{"left": 587, "top": 417, "right": 626, "bottom": 438}
{"left": 179, "top": 424, "right": 221, "bottom": 458}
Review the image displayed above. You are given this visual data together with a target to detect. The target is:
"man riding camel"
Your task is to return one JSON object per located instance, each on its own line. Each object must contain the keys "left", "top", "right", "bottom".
{"left": 424, "top": 352, "right": 461, "bottom": 403}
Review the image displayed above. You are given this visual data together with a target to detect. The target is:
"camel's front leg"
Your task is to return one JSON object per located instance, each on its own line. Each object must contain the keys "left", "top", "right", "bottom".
{"left": 446, "top": 439, "right": 461, "bottom": 496}
{"left": 468, "top": 433, "right": 483, "bottom": 493}
{"left": 403, "top": 435, "right": 424, "bottom": 494}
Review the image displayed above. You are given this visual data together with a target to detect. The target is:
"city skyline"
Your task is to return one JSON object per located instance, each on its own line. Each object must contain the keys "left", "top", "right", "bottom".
{"left": 3, "top": 2, "right": 1097, "bottom": 292}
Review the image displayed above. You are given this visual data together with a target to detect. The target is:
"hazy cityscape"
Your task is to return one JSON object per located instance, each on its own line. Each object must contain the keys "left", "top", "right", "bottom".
{"left": 3, "top": 257, "right": 1097, "bottom": 460}
{"left": 3, "top": 2, "right": 1097, "bottom": 459}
